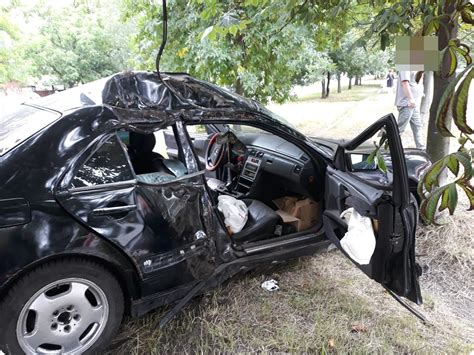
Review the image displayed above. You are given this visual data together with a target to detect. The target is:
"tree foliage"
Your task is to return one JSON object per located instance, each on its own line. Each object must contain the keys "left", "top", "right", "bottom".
{"left": 27, "top": 1, "right": 131, "bottom": 87}
{"left": 0, "top": 0, "right": 132, "bottom": 87}
{"left": 0, "top": 1, "right": 26, "bottom": 84}
{"left": 122, "top": 0, "right": 362, "bottom": 103}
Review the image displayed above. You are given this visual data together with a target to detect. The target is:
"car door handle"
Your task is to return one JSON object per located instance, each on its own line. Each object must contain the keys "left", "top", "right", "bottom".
{"left": 92, "top": 204, "right": 137, "bottom": 216}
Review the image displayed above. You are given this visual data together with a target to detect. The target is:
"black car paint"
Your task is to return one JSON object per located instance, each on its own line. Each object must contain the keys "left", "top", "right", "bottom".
{"left": 0, "top": 71, "right": 428, "bottom": 317}
{"left": 327, "top": 115, "right": 422, "bottom": 304}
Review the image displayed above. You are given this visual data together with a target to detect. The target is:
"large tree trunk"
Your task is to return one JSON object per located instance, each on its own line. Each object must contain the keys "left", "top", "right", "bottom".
{"left": 420, "top": 71, "right": 433, "bottom": 122}
{"left": 348, "top": 76, "right": 352, "bottom": 90}
{"left": 321, "top": 78, "right": 327, "bottom": 98}
{"left": 326, "top": 72, "right": 331, "bottom": 98}
{"left": 426, "top": 4, "right": 458, "bottom": 162}
{"left": 358, "top": 76, "right": 362, "bottom": 85}
{"left": 337, "top": 73, "right": 341, "bottom": 93}
{"left": 354, "top": 75, "right": 359, "bottom": 86}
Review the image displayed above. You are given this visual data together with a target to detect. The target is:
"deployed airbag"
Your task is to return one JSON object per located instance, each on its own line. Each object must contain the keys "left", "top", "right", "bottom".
{"left": 217, "top": 195, "right": 248, "bottom": 234}
{"left": 339, "top": 208, "right": 376, "bottom": 265}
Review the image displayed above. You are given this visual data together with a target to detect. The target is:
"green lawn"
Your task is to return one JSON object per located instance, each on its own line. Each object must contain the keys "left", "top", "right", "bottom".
{"left": 295, "top": 83, "right": 383, "bottom": 103}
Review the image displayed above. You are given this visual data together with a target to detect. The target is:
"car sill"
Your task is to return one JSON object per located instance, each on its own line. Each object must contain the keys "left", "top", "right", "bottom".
{"left": 241, "top": 230, "right": 326, "bottom": 255}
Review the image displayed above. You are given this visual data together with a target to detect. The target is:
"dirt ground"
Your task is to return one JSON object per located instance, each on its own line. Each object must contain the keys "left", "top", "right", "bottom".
{"left": 108, "top": 80, "right": 474, "bottom": 354}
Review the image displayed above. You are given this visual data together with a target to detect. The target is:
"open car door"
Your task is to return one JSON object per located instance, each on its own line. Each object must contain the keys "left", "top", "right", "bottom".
{"left": 323, "top": 114, "right": 422, "bottom": 306}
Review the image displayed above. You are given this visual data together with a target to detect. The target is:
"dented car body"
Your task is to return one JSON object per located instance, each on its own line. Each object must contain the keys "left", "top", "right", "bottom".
{"left": 0, "top": 71, "right": 431, "bottom": 354}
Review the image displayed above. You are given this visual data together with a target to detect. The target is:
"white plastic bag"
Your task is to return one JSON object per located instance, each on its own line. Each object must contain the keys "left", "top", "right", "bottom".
{"left": 217, "top": 195, "right": 248, "bottom": 234}
{"left": 261, "top": 279, "right": 279, "bottom": 292}
{"left": 339, "top": 208, "right": 376, "bottom": 265}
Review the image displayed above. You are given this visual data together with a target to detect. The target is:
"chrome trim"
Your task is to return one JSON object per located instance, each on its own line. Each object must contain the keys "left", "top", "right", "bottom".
{"left": 92, "top": 204, "right": 137, "bottom": 215}
{"left": 68, "top": 179, "right": 137, "bottom": 194}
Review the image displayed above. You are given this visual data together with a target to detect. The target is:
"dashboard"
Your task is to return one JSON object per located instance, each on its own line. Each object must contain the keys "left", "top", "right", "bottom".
{"left": 231, "top": 132, "right": 315, "bottom": 195}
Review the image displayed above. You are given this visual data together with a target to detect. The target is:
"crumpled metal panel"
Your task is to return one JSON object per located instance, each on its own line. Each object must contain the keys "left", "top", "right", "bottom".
{"left": 101, "top": 71, "right": 258, "bottom": 111}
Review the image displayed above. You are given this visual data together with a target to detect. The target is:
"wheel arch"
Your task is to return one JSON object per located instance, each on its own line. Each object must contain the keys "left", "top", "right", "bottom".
{"left": 0, "top": 246, "right": 142, "bottom": 317}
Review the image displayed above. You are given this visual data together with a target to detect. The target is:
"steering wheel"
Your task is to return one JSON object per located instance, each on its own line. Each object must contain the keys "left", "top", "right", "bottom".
{"left": 205, "top": 133, "right": 226, "bottom": 171}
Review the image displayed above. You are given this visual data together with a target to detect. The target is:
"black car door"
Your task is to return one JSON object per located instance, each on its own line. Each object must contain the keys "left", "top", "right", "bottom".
{"left": 56, "top": 131, "right": 217, "bottom": 292}
{"left": 322, "top": 114, "right": 422, "bottom": 304}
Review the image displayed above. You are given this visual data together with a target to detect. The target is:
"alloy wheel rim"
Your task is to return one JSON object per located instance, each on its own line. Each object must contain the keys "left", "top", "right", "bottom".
{"left": 16, "top": 277, "right": 109, "bottom": 354}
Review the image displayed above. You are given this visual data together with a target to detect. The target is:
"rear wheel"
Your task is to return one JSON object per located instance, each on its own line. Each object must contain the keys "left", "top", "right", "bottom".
{"left": 0, "top": 259, "right": 124, "bottom": 354}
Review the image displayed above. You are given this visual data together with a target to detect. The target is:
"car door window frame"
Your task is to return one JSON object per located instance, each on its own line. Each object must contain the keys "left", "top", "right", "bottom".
{"left": 333, "top": 115, "right": 409, "bottom": 200}
{"left": 67, "top": 133, "right": 137, "bottom": 193}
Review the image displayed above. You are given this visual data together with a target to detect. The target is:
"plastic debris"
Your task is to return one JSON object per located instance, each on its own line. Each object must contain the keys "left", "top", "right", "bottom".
{"left": 261, "top": 279, "right": 279, "bottom": 292}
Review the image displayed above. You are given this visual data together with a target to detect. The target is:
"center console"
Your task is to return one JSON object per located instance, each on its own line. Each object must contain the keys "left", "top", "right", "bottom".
{"left": 237, "top": 149, "right": 264, "bottom": 193}
{"left": 211, "top": 149, "right": 264, "bottom": 198}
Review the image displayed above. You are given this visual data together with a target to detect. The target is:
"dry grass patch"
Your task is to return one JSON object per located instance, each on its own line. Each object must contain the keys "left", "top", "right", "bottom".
{"left": 108, "top": 218, "right": 473, "bottom": 353}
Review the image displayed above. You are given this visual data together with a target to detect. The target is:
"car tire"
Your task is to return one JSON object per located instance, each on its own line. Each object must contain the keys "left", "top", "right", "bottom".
{"left": 0, "top": 258, "right": 124, "bottom": 355}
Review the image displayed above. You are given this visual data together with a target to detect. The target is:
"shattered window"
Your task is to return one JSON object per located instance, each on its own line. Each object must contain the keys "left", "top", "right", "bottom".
{"left": 71, "top": 135, "right": 134, "bottom": 188}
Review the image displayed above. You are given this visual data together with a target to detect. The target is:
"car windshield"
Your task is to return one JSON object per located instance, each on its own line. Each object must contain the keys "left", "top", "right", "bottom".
{"left": 258, "top": 105, "right": 296, "bottom": 129}
{"left": 0, "top": 104, "right": 61, "bottom": 156}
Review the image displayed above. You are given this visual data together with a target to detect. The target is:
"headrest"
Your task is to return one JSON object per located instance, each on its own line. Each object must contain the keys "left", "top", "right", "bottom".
{"left": 129, "top": 132, "right": 156, "bottom": 153}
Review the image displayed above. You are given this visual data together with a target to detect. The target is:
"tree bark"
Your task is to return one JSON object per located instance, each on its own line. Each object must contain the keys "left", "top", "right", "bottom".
{"left": 337, "top": 73, "right": 341, "bottom": 93}
{"left": 348, "top": 76, "right": 352, "bottom": 90}
{"left": 321, "top": 78, "right": 327, "bottom": 98}
{"left": 235, "top": 77, "right": 244, "bottom": 96}
{"left": 426, "top": 3, "right": 458, "bottom": 162}
{"left": 326, "top": 72, "right": 331, "bottom": 97}
{"left": 420, "top": 71, "right": 433, "bottom": 122}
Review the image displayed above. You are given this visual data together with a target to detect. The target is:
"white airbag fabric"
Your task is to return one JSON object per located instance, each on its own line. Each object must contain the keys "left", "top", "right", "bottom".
{"left": 217, "top": 195, "right": 248, "bottom": 234}
{"left": 339, "top": 208, "right": 376, "bottom": 265}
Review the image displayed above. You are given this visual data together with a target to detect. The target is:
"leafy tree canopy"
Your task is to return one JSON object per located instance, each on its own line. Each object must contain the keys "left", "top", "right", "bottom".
{"left": 28, "top": 1, "right": 132, "bottom": 87}
{"left": 122, "top": 0, "right": 358, "bottom": 103}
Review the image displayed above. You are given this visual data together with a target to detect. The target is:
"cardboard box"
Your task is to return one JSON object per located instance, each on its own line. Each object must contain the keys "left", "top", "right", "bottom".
{"left": 273, "top": 197, "right": 321, "bottom": 232}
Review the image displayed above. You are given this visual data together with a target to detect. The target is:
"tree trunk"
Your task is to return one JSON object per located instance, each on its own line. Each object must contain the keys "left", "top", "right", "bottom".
{"left": 348, "top": 76, "right": 352, "bottom": 90}
{"left": 358, "top": 76, "right": 362, "bottom": 85}
{"left": 426, "top": 4, "right": 458, "bottom": 162}
{"left": 337, "top": 73, "right": 341, "bottom": 93}
{"left": 234, "top": 77, "right": 244, "bottom": 96}
{"left": 321, "top": 78, "right": 327, "bottom": 98}
{"left": 326, "top": 72, "right": 331, "bottom": 98}
{"left": 354, "top": 75, "right": 358, "bottom": 86}
{"left": 420, "top": 71, "right": 433, "bottom": 122}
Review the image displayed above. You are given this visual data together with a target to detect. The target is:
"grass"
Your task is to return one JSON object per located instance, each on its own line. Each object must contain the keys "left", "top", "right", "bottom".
{"left": 108, "top": 198, "right": 473, "bottom": 354}
{"left": 107, "top": 81, "right": 473, "bottom": 354}
{"left": 109, "top": 236, "right": 472, "bottom": 353}
{"left": 295, "top": 83, "right": 383, "bottom": 103}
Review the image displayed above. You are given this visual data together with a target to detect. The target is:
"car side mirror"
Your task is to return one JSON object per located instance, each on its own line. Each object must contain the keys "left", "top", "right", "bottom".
{"left": 348, "top": 153, "right": 377, "bottom": 171}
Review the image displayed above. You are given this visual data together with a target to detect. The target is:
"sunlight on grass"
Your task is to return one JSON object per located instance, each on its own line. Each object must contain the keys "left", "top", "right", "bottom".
{"left": 294, "top": 84, "right": 382, "bottom": 103}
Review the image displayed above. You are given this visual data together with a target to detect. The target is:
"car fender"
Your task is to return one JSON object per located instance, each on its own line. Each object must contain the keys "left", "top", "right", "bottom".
{"left": 0, "top": 215, "right": 142, "bottom": 311}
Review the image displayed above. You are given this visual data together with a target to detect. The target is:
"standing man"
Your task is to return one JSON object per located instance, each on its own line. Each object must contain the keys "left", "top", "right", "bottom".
{"left": 395, "top": 71, "right": 425, "bottom": 150}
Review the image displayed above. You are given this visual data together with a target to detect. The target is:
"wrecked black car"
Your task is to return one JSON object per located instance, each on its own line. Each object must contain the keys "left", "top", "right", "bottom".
{"left": 0, "top": 71, "right": 430, "bottom": 354}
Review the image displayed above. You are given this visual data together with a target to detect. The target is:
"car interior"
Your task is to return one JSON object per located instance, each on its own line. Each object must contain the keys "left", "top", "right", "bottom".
{"left": 118, "top": 130, "right": 188, "bottom": 184}
{"left": 119, "top": 123, "right": 324, "bottom": 247}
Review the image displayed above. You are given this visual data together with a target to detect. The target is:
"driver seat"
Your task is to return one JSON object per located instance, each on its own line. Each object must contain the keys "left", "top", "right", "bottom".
{"left": 231, "top": 199, "right": 281, "bottom": 243}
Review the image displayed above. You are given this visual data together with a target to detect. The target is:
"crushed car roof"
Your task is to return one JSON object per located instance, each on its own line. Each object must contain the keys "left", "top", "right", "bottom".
{"left": 23, "top": 71, "right": 260, "bottom": 114}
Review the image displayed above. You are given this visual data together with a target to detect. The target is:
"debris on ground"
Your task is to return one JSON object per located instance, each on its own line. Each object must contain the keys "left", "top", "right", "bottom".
{"left": 261, "top": 279, "right": 279, "bottom": 292}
